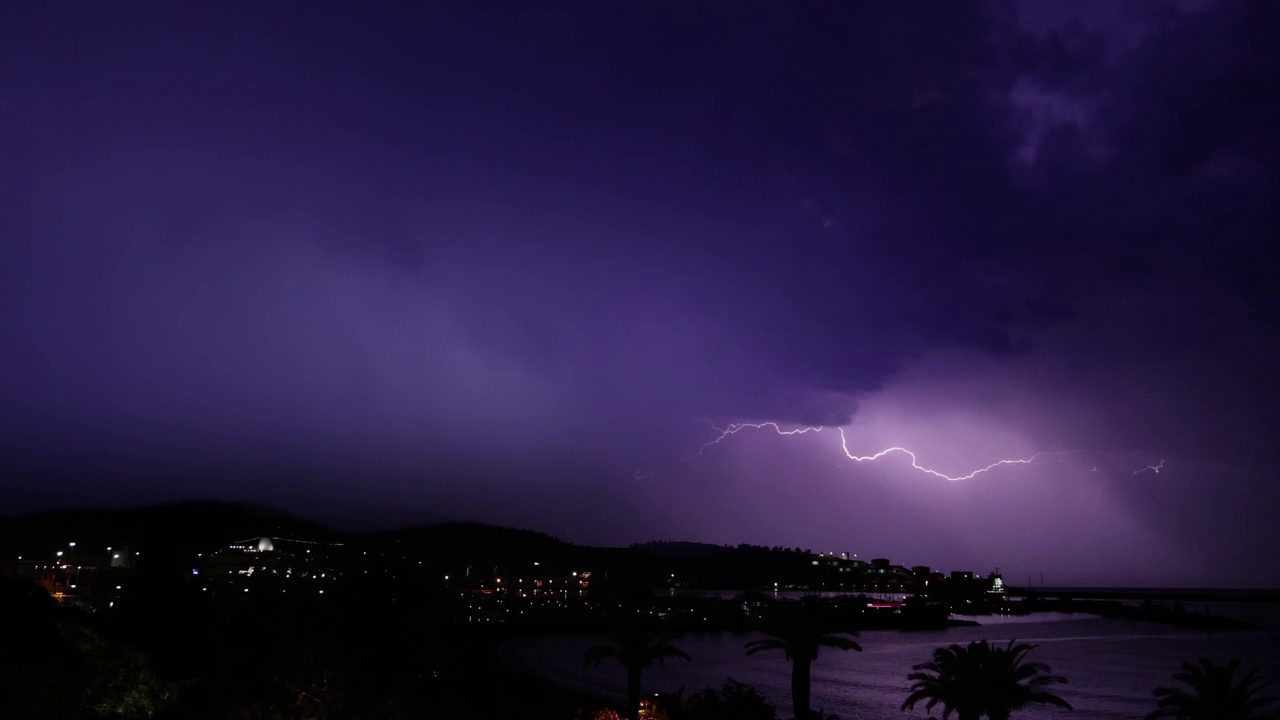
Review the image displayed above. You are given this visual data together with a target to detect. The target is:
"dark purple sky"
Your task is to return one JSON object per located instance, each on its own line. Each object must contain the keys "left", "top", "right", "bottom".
{"left": 3, "top": 1, "right": 1277, "bottom": 586}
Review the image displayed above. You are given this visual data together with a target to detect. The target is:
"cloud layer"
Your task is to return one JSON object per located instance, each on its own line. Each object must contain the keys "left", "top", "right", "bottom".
{"left": 2, "top": 1, "right": 1275, "bottom": 584}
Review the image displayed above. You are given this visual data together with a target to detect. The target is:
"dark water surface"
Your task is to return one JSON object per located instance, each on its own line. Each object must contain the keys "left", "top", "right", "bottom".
{"left": 505, "top": 611, "right": 1280, "bottom": 719}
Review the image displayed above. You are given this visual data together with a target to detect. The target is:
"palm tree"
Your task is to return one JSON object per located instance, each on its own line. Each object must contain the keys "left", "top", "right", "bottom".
{"left": 902, "top": 639, "right": 1071, "bottom": 720}
{"left": 744, "top": 598, "right": 861, "bottom": 720}
{"left": 1147, "top": 658, "right": 1280, "bottom": 720}
{"left": 584, "top": 618, "right": 691, "bottom": 720}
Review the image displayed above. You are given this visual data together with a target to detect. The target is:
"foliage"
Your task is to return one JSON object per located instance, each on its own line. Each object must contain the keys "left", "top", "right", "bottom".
{"left": 1146, "top": 658, "right": 1280, "bottom": 720}
{"left": 902, "top": 639, "right": 1071, "bottom": 720}
{"left": 649, "top": 679, "right": 778, "bottom": 720}
{"left": 70, "top": 628, "right": 167, "bottom": 719}
{"left": 686, "top": 679, "right": 778, "bottom": 720}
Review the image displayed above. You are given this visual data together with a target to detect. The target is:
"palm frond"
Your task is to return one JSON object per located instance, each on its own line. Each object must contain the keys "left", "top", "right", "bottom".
{"left": 584, "top": 644, "right": 620, "bottom": 669}
{"left": 744, "top": 638, "right": 788, "bottom": 655}
{"left": 818, "top": 635, "right": 862, "bottom": 653}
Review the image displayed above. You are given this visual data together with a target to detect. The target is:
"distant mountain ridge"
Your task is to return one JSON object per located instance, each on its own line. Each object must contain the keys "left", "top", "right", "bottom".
{"left": 630, "top": 540, "right": 732, "bottom": 558}
{"left": 0, "top": 501, "right": 570, "bottom": 563}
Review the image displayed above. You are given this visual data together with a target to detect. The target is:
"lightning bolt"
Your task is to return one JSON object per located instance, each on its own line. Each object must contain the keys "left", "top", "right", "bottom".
{"left": 696, "top": 421, "right": 1065, "bottom": 482}
{"left": 696, "top": 420, "right": 823, "bottom": 455}
{"left": 836, "top": 428, "right": 1062, "bottom": 482}
{"left": 693, "top": 420, "right": 1169, "bottom": 482}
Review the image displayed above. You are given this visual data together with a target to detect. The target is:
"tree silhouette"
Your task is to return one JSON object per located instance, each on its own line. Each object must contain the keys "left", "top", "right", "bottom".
{"left": 1146, "top": 658, "right": 1280, "bottom": 720}
{"left": 744, "top": 598, "right": 860, "bottom": 720}
{"left": 584, "top": 617, "right": 691, "bottom": 720}
{"left": 650, "top": 679, "right": 778, "bottom": 720}
{"left": 902, "top": 639, "right": 1071, "bottom": 720}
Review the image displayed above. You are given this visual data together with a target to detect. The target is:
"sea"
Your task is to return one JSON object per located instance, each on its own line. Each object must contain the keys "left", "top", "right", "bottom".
{"left": 502, "top": 602, "right": 1280, "bottom": 719}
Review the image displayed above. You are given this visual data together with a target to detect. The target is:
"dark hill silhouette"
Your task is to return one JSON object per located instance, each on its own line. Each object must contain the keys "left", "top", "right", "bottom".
{"left": 0, "top": 503, "right": 609, "bottom": 584}
{"left": 0, "top": 500, "right": 333, "bottom": 553}
{"left": 368, "top": 521, "right": 565, "bottom": 553}
{"left": 630, "top": 541, "right": 731, "bottom": 559}
{"left": 0, "top": 502, "right": 878, "bottom": 592}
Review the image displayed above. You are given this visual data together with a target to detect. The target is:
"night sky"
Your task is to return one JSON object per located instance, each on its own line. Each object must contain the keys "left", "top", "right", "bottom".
{"left": 3, "top": 1, "right": 1277, "bottom": 587}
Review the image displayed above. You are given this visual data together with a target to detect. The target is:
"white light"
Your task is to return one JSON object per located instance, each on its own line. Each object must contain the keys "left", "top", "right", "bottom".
{"left": 56, "top": 551, "right": 63, "bottom": 557}
{"left": 319, "top": 590, "right": 324, "bottom": 594}
{"left": 68, "top": 542, "right": 76, "bottom": 547}
{"left": 244, "top": 588, "right": 249, "bottom": 593}
{"left": 70, "top": 584, "right": 76, "bottom": 589}
{"left": 192, "top": 569, "right": 199, "bottom": 574}
{"left": 112, "top": 554, "right": 119, "bottom": 559}
{"left": 444, "top": 575, "right": 449, "bottom": 580}
{"left": 109, "top": 601, "right": 114, "bottom": 607}
{"left": 115, "top": 585, "right": 121, "bottom": 590}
